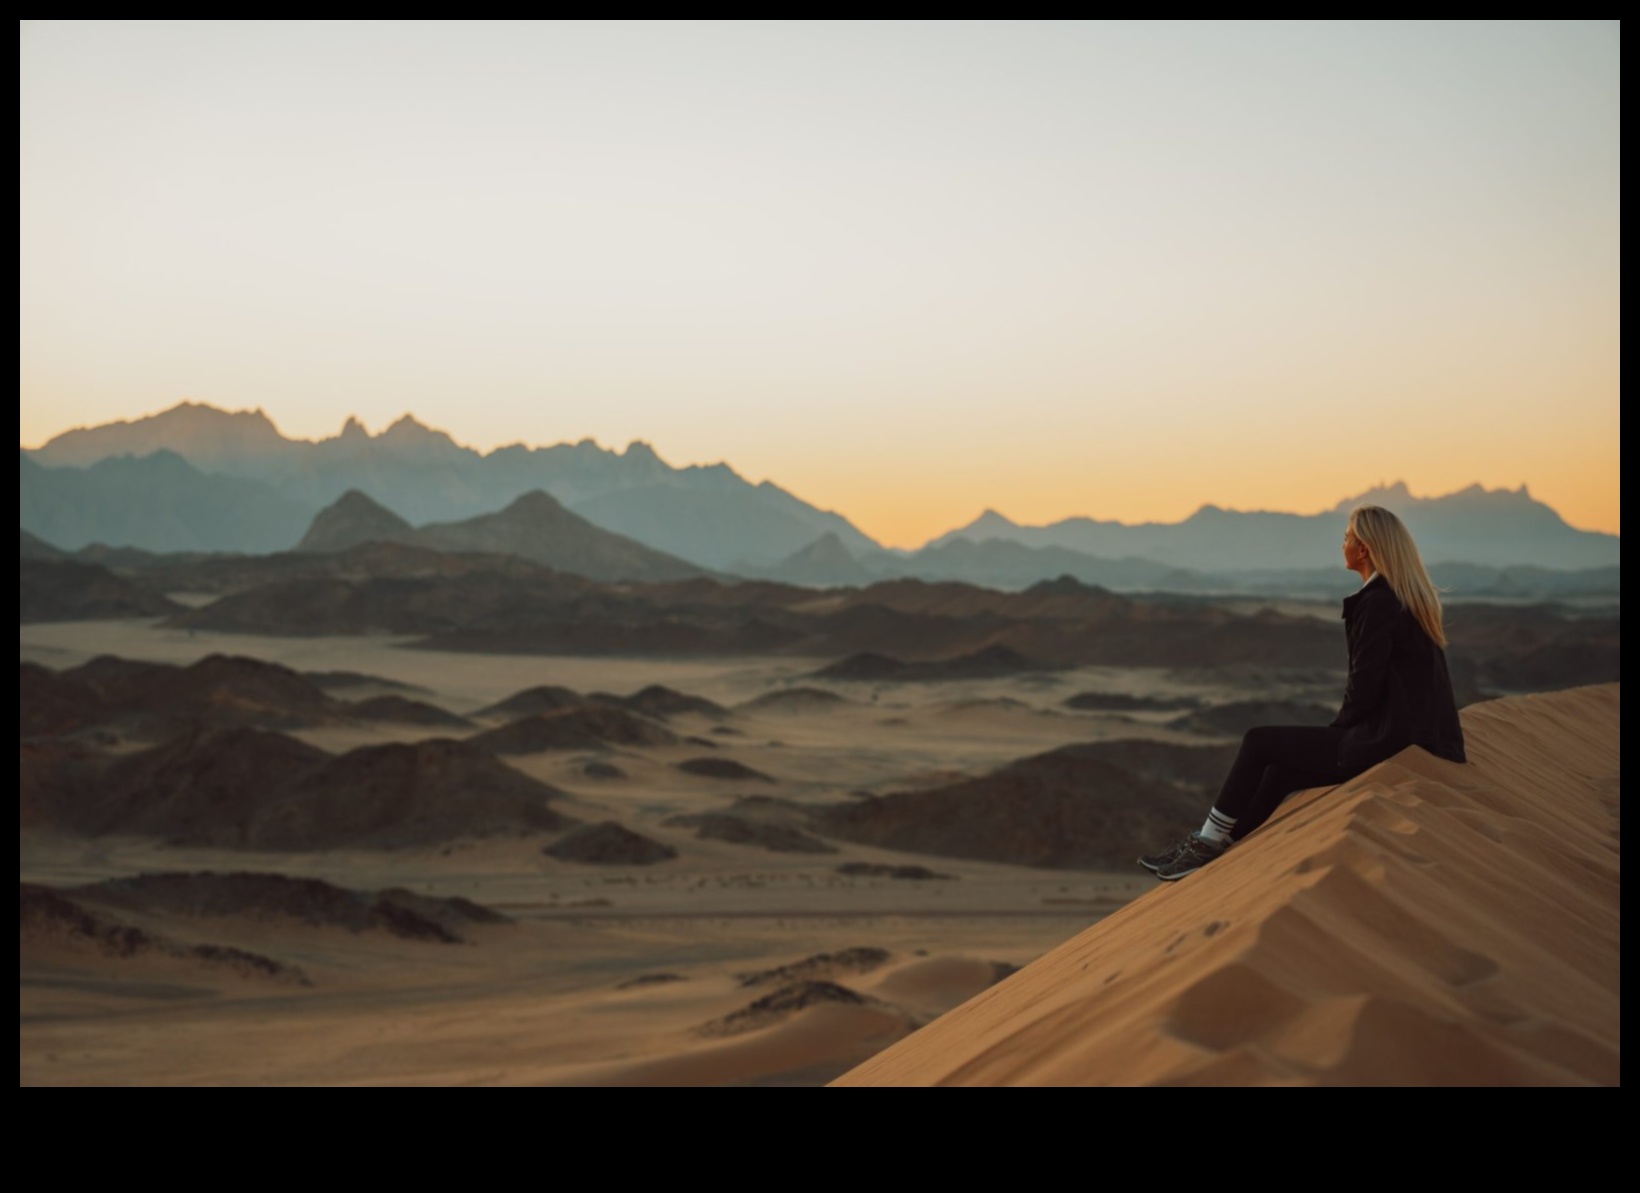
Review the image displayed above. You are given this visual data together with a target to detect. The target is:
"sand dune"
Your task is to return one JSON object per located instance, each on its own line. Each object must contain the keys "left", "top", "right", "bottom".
{"left": 833, "top": 685, "right": 1620, "bottom": 1086}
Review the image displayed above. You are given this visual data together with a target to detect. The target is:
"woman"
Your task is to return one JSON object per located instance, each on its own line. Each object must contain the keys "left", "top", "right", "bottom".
{"left": 1139, "top": 504, "right": 1467, "bottom": 881}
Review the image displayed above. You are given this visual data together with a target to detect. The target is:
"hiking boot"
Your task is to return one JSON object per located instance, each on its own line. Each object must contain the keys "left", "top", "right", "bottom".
{"left": 1152, "top": 833, "right": 1228, "bottom": 881}
{"left": 1137, "top": 835, "right": 1194, "bottom": 873}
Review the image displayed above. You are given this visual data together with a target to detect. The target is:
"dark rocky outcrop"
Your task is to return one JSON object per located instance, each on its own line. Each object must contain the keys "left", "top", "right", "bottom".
{"left": 542, "top": 821, "right": 678, "bottom": 865}
{"left": 159, "top": 569, "right": 1610, "bottom": 698}
{"left": 23, "top": 653, "right": 469, "bottom": 741}
{"left": 85, "top": 726, "right": 335, "bottom": 840}
{"left": 20, "top": 882, "right": 309, "bottom": 983}
{"left": 21, "top": 662, "right": 107, "bottom": 738}
{"left": 32, "top": 728, "right": 575, "bottom": 850}
{"left": 475, "top": 685, "right": 585, "bottom": 721}
{"left": 676, "top": 757, "right": 773, "bottom": 782}
{"left": 596, "top": 684, "right": 728, "bottom": 720}
{"left": 664, "top": 812, "right": 835, "bottom": 854}
{"left": 700, "top": 981, "right": 892, "bottom": 1038}
{"left": 302, "top": 670, "right": 424, "bottom": 694}
{"left": 60, "top": 655, "right": 180, "bottom": 705}
{"left": 262, "top": 738, "right": 576, "bottom": 850}
{"left": 20, "top": 559, "right": 181, "bottom": 622}
{"left": 20, "top": 739, "right": 113, "bottom": 831}
{"left": 469, "top": 706, "right": 678, "bottom": 754}
{"left": 737, "top": 948, "right": 893, "bottom": 990}
{"left": 736, "top": 688, "right": 852, "bottom": 714}
{"left": 1063, "top": 691, "right": 1201, "bottom": 712}
{"left": 76, "top": 871, "right": 506, "bottom": 941}
{"left": 345, "top": 695, "right": 471, "bottom": 727}
{"left": 38, "top": 654, "right": 340, "bottom": 737}
{"left": 811, "top": 739, "right": 1239, "bottom": 870}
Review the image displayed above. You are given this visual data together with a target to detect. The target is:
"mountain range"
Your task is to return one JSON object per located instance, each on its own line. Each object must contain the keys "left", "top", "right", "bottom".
{"left": 20, "top": 402, "right": 1620, "bottom": 594}
{"left": 298, "top": 489, "right": 707, "bottom": 583}
{"left": 23, "top": 403, "right": 875, "bottom": 568}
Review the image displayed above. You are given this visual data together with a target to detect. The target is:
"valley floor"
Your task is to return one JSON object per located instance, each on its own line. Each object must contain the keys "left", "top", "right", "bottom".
{"left": 21, "top": 617, "right": 1333, "bottom": 1086}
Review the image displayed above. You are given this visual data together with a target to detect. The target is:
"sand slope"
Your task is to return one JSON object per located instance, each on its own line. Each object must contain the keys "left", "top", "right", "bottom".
{"left": 833, "top": 685, "right": 1620, "bottom": 1086}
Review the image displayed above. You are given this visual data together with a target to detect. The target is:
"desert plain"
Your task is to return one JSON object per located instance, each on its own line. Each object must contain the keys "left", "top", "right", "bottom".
{"left": 19, "top": 593, "right": 1619, "bottom": 1087}
{"left": 23, "top": 614, "right": 1265, "bottom": 1086}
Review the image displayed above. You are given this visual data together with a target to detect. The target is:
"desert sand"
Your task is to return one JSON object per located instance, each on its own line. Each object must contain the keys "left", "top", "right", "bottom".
{"left": 834, "top": 684, "right": 1620, "bottom": 1085}
{"left": 20, "top": 618, "right": 1619, "bottom": 1086}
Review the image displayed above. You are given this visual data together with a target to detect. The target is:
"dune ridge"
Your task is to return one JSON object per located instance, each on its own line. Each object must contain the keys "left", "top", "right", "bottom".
{"left": 832, "top": 684, "right": 1620, "bottom": 1086}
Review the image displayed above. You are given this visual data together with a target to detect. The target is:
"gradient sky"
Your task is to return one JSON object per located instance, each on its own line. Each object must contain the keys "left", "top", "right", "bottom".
{"left": 20, "top": 20, "right": 1620, "bottom": 546}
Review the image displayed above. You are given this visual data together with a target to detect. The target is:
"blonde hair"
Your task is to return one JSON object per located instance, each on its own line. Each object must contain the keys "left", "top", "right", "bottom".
{"left": 1348, "top": 505, "right": 1447, "bottom": 647}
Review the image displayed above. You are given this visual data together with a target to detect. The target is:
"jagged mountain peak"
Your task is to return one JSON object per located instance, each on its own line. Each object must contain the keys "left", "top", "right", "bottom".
{"left": 1331, "top": 480, "right": 1540, "bottom": 515}
{"left": 1346, "top": 479, "right": 1415, "bottom": 506}
{"left": 21, "top": 402, "right": 887, "bottom": 567}
{"left": 379, "top": 413, "right": 454, "bottom": 443}
{"left": 32, "top": 401, "right": 290, "bottom": 468}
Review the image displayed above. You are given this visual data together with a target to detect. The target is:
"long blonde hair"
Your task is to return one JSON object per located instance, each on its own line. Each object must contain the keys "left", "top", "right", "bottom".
{"left": 1348, "top": 505, "right": 1446, "bottom": 647}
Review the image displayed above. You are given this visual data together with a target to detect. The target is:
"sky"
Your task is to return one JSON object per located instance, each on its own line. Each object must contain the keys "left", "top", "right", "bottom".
{"left": 19, "top": 20, "right": 1621, "bottom": 547}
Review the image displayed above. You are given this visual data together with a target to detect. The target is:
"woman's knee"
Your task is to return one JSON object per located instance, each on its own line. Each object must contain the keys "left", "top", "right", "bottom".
{"left": 1241, "top": 725, "right": 1281, "bottom": 754}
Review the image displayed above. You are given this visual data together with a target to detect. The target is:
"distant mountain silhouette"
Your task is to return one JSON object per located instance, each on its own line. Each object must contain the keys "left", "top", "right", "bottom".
{"left": 19, "top": 529, "right": 65, "bottom": 560}
{"left": 25, "top": 403, "right": 878, "bottom": 567}
{"left": 20, "top": 449, "right": 312, "bottom": 554}
{"left": 416, "top": 490, "right": 707, "bottom": 581}
{"left": 890, "top": 538, "right": 1186, "bottom": 591}
{"left": 929, "top": 481, "right": 1618, "bottom": 572}
{"left": 296, "top": 490, "right": 418, "bottom": 552}
{"left": 21, "top": 403, "right": 1618, "bottom": 582}
{"left": 28, "top": 402, "right": 292, "bottom": 471}
{"left": 293, "top": 488, "right": 709, "bottom": 582}
{"left": 573, "top": 479, "right": 885, "bottom": 572}
{"left": 763, "top": 532, "right": 877, "bottom": 587}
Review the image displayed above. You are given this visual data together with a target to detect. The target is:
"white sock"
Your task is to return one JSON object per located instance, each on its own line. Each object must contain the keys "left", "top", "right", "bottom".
{"left": 1198, "top": 808, "right": 1236, "bottom": 846}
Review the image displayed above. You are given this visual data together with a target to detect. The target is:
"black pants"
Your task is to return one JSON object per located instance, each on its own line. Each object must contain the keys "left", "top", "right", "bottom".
{"left": 1215, "top": 725, "right": 1360, "bottom": 841}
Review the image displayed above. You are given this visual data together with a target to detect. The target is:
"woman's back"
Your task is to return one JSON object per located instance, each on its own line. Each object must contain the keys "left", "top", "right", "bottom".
{"left": 1333, "top": 576, "right": 1466, "bottom": 769}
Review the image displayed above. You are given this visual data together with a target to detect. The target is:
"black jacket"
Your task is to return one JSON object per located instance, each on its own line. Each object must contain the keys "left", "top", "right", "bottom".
{"left": 1331, "top": 575, "right": 1467, "bottom": 770}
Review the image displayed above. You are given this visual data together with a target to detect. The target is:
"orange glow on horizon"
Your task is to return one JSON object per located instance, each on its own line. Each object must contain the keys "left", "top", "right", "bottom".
{"left": 21, "top": 23, "right": 1619, "bottom": 550}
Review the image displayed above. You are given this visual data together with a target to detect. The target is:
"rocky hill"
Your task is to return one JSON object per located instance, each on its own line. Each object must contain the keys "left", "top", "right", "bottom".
{"left": 24, "top": 724, "right": 577, "bottom": 850}
{"left": 20, "top": 559, "right": 181, "bottom": 622}
{"left": 810, "top": 739, "right": 1240, "bottom": 870}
